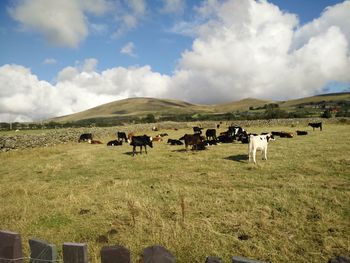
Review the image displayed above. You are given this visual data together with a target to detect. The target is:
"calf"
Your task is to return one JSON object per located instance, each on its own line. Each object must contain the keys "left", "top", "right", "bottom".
{"left": 308, "top": 122, "right": 322, "bottom": 131}
{"left": 205, "top": 129, "right": 217, "bottom": 141}
{"left": 167, "top": 139, "right": 183, "bottom": 145}
{"left": 130, "top": 135, "right": 153, "bottom": 156}
{"left": 107, "top": 140, "right": 123, "bottom": 146}
{"left": 117, "top": 132, "right": 128, "bottom": 142}
{"left": 248, "top": 134, "right": 274, "bottom": 164}
{"left": 78, "top": 133, "right": 92, "bottom": 142}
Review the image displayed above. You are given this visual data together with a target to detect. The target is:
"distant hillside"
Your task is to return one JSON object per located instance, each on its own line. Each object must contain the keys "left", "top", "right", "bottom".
{"left": 50, "top": 92, "right": 350, "bottom": 123}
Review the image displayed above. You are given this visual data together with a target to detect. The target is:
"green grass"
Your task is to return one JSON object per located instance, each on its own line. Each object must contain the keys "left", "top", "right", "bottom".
{"left": 0, "top": 124, "right": 349, "bottom": 262}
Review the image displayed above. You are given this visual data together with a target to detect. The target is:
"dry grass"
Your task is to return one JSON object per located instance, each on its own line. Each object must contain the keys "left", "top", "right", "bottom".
{"left": 0, "top": 124, "right": 349, "bottom": 262}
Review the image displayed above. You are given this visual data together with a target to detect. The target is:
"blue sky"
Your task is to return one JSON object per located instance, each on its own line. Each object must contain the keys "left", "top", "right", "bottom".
{"left": 0, "top": 0, "right": 350, "bottom": 122}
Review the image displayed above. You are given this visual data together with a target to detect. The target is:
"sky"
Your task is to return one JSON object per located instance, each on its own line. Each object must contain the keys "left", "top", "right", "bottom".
{"left": 0, "top": 0, "right": 350, "bottom": 122}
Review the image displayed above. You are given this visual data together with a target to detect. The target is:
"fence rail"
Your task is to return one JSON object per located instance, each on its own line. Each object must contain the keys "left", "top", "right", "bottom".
{"left": 0, "top": 230, "right": 268, "bottom": 263}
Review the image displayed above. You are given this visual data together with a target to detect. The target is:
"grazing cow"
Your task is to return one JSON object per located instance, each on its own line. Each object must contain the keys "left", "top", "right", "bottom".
{"left": 107, "top": 140, "right": 123, "bottom": 146}
{"left": 167, "top": 139, "right": 183, "bottom": 145}
{"left": 117, "top": 132, "right": 128, "bottom": 142}
{"left": 308, "top": 122, "right": 323, "bottom": 131}
{"left": 248, "top": 134, "right": 275, "bottom": 164}
{"left": 130, "top": 135, "right": 153, "bottom": 156}
{"left": 193, "top": 126, "right": 203, "bottom": 134}
{"left": 296, "top": 130, "right": 308, "bottom": 135}
{"left": 205, "top": 129, "right": 217, "bottom": 141}
{"left": 89, "top": 139, "right": 103, "bottom": 144}
{"left": 179, "top": 134, "right": 204, "bottom": 150}
{"left": 78, "top": 133, "right": 92, "bottom": 142}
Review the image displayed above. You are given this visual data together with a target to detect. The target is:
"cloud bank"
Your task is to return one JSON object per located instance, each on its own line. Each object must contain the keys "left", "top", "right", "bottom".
{"left": 1, "top": 0, "right": 350, "bottom": 121}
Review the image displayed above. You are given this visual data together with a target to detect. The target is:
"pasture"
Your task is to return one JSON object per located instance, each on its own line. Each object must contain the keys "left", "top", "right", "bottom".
{"left": 0, "top": 123, "right": 349, "bottom": 262}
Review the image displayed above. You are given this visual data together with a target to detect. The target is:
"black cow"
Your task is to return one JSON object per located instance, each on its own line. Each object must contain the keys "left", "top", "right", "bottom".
{"left": 167, "top": 139, "right": 183, "bottom": 145}
{"left": 308, "top": 122, "right": 322, "bottom": 131}
{"left": 296, "top": 130, "right": 308, "bottom": 135}
{"left": 193, "top": 126, "right": 203, "bottom": 134}
{"left": 130, "top": 135, "right": 153, "bottom": 156}
{"left": 217, "top": 134, "right": 234, "bottom": 143}
{"left": 78, "top": 133, "right": 92, "bottom": 143}
{"left": 117, "top": 132, "right": 128, "bottom": 142}
{"left": 107, "top": 140, "right": 123, "bottom": 146}
{"left": 228, "top": 125, "right": 246, "bottom": 139}
{"left": 205, "top": 129, "right": 217, "bottom": 141}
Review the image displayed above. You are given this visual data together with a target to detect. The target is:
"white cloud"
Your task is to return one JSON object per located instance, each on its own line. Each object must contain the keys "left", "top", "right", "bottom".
{"left": 42, "top": 58, "right": 57, "bottom": 65}
{"left": 160, "top": 0, "right": 185, "bottom": 14}
{"left": 0, "top": 62, "right": 170, "bottom": 122}
{"left": 120, "top": 42, "right": 136, "bottom": 57}
{"left": 8, "top": 0, "right": 111, "bottom": 48}
{"left": 167, "top": 0, "right": 350, "bottom": 103}
{"left": 112, "top": 0, "right": 147, "bottom": 37}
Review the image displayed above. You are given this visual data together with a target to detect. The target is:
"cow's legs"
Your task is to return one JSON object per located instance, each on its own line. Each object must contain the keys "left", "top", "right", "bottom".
{"left": 145, "top": 146, "right": 147, "bottom": 154}
{"left": 263, "top": 148, "right": 267, "bottom": 160}
{"left": 133, "top": 146, "right": 136, "bottom": 156}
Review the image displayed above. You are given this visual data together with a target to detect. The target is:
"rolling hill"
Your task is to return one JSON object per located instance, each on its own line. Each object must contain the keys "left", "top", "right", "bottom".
{"left": 50, "top": 92, "right": 350, "bottom": 123}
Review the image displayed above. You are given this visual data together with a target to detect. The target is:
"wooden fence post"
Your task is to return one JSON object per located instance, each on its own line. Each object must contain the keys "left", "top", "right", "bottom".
{"left": 232, "top": 256, "right": 268, "bottom": 263}
{"left": 100, "top": 245, "right": 131, "bottom": 263}
{"left": 0, "top": 230, "right": 23, "bottom": 263}
{"left": 29, "top": 238, "right": 57, "bottom": 263}
{"left": 63, "top": 242, "right": 88, "bottom": 263}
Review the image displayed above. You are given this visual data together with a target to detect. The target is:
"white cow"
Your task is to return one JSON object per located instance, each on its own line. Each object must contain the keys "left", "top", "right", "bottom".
{"left": 248, "top": 134, "right": 275, "bottom": 164}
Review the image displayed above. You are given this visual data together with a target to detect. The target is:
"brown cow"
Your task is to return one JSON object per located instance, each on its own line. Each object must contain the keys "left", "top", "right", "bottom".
{"left": 179, "top": 134, "right": 205, "bottom": 150}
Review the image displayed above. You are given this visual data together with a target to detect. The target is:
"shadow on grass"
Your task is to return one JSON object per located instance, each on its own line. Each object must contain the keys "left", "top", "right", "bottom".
{"left": 171, "top": 149, "right": 188, "bottom": 153}
{"left": 225, "top": 154, "right": 248, "bottom": 163}
{"left": 123, "top": 151, "right": 151, "bottom": 156}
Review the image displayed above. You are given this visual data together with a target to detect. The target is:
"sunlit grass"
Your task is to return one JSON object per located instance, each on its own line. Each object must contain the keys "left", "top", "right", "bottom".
{"left": 0, "top": 124, "right": 349, "bottom": 262}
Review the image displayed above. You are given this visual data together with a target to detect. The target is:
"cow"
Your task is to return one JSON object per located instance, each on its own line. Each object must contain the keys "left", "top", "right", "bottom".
{"left": 248, "top": 134, "right": 275, "bottom": 164}
{"left": 117, "top": 132, "right": 128, "bottom": 142}
{"left": 308, "top": 122, "right": 322, "bottom": 131}
{"left": 279, "top": 132, "right": 294, "bottom": 138}
{"left": 296, "top": 130, "right": 308, "bottom": 136}
{"left": 179, "top": 134, "right": 204, "bottom": 150}
{"left": 130, "top": 135, "right": 153, "bottom": 156}
{"left": 89, "top": 139, "right": 103, "bottom": 144}
{"left": 152, "top": 135, "right": 163, "bottom": 142}
{"left": 78, "top": 133, "right": 92, "bottom": 143}
{"left": 271, "top": 131, "right": 293, "bottom": 138}
{"left": 205, "top": 129, "right": 217, "bottom": 141}
{"left": 193, "top": 126, "right": 203, "bottom": 134}
{"left": 167, "top": 139, "right": 183, "bottom": 145}
{"left": 217, "top": 134, "right": 234, "bottom": 143}
{"left": 107, "top": 140, "right": 123, "bottom": 146}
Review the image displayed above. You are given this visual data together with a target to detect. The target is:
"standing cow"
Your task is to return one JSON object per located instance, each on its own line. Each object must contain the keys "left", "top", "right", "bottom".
{"left": 130, "top": 135, "right": 153, "bottom": 156}
{"left": 117, "top": 131, "right": 129, "bottom": 142}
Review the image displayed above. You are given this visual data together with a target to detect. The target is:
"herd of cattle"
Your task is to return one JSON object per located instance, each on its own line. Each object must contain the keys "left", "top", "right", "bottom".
{"left": 78, "top": 122, "right": 323, "bottom": 162}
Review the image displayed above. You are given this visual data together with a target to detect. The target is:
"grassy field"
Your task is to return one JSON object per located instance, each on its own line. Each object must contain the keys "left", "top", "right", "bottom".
{"left": 0, "top": 124, "right": 349, "bottom": 262}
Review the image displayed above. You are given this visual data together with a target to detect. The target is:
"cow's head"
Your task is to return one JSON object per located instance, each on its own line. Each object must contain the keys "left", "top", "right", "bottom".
{"left": 266, "top": 134, "right": 275, "bottom": 142}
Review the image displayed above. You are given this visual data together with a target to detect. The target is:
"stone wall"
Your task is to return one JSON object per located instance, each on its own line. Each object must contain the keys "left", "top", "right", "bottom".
{"left": 1, "top": 118, "right": 348, "bottom": 152}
